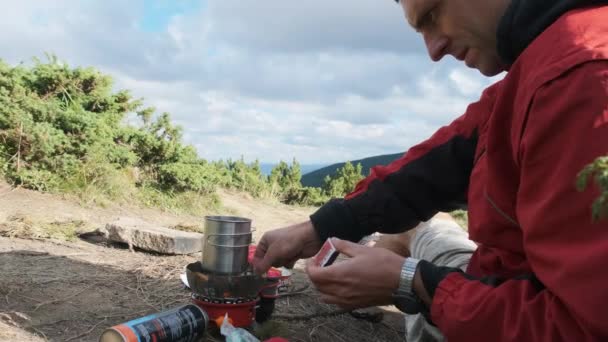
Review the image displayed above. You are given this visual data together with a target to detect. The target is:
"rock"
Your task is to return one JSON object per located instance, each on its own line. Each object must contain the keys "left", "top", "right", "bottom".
{"left": 104, "top": 217, "right": 203, "bottom": 255}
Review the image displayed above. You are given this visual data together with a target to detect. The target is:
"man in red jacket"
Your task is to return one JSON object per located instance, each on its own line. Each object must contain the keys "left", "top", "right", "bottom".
{"left": 253, "top": 0, "right": 608, "bottom": 341}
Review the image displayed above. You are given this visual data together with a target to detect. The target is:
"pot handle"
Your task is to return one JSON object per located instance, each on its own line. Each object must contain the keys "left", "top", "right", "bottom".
{"left": 206, "top": 228, "right": 256, "bottom": 248}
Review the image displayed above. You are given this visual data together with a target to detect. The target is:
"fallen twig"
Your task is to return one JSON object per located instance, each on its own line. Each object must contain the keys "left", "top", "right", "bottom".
{"left": 161, "top": 299, "right": 184, "bottom": 309}
{"left": 278, "top": 289, "right": 312, "bottom": 298}
{"left": 272, "top": 307, "right": 384, "bottom": 323}
{"left": 325, "top": 326, "right": 349, "bottom": 342}
{"left": 309, "top": 322, "right": 329, "bottom": 340}
{"left": 33, "top": 285, "right": 92, "bottom": 312}
{"left": 32, "top": 318, "right": 70, "bottom": 327}
{"left": 272, "top": 308, "right": 351, "bottom": 321}
{"left": 31, "top": 327, "right": 49, "bottom": 342}
{"left": 98, "top": 309, "right": 149, "bottom": 320}
{"left": 65, "top": 318, "right": 107, "bottom": 342}
{"left": 278, "top": 284, "right": 311, "bottom": 298}
{"left": 37, "top": 253, "right": 90, "bottom": 260}
{"left": 4, "top": 289, "right": 12, "bottom": 305}
{"left": 134, "top": 273, "right": 161, "bottom": 312}
{"left": 15, "top": 293, "right": 43, "bottom": 303}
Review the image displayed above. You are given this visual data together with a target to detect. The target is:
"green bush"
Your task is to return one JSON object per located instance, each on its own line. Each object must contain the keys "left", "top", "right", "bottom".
{"left": 577, "top": 156, "right": 608, "bottom": 221}
{"left": 283, "top": 186, "right": 328, "bottom": 206}
{"left": 224, "top": 158, "right": 269, "bottom": 197}
{"left": 158, "top": 162, "right": 217, "bottom": 193}
{"left": 267, "top": 159, "right": 302, "bottom": 200}
{"left": 11, "top": 169, "right": 62, "bottom": 192}
{"left": 283, "top": 161, "right": 363, "bottom": 206}
{"left": 1, "top": 56, "right": 332, "bottom": 213}
{"left": 449, "top": 209, "right": 469, "bottom": 229}
{"left": 323, "top": 161, "right": 364, "bottom": 198}
{"left": 0, "top": 56, "right": 234, "bottom": 213}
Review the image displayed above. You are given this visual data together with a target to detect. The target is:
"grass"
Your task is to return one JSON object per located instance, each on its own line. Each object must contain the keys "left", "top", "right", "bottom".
{"left": 49, "top": 165, "right": 223, "bottom": 217}
{"left": 450, "top": 209, "right": 469, "bottom": 229}
{"left": 0, "top": 214, "right": 90, "bottom": 241}
{"left": 171, "top": 222, "right": 204, "bottom": 233}
{"left": 136, "top": 186, "right": 222, "bottom": 215}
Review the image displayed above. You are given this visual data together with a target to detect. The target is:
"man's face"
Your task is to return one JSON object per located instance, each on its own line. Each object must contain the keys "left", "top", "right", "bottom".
{"left": 400, "top": 0, "right": 509, "bottom": 76}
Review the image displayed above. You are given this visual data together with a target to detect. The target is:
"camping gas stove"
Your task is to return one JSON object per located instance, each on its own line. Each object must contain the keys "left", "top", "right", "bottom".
{"left": 186, "top": 260, "right": 279, "bottom": 327}
{"left": 186, "top": 216, "right": 278, "bottom": 328}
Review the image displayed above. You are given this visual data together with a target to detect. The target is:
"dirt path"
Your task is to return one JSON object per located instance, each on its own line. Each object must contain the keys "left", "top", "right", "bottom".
{"left": 0, "top": 183, "right": 405, "bottom": 341}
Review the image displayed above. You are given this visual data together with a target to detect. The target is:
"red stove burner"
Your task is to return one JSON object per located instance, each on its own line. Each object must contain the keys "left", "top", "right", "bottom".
{"left": 185, "top": 258, "right": 281, "bottom": 328}
{"left": 191, "top": 294, "right": 257, "bottom": 328}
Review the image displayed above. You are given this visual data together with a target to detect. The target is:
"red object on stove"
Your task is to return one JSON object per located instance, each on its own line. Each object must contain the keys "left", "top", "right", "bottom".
{"left": 191, "top": 298, "right": 256, "bottom": 328}
{"left": 249, "top": 245, "right": 285, "bottom": 277}
{"left": 248, "top": 245, "right": 256, "bottom": 263}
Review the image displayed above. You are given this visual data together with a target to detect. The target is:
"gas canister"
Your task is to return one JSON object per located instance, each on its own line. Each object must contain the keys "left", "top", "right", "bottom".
{"left": 99, "top": 304, "right": 208, "bottom": 342}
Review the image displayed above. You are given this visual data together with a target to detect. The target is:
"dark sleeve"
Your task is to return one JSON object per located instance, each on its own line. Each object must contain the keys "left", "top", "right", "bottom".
{"left": 310, "top": 82, "right": 501, "bottom": 242}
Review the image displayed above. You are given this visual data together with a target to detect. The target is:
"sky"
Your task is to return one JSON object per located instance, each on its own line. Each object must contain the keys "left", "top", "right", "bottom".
{"left": 0, "top": 0, "right": 502, "bottom": 164}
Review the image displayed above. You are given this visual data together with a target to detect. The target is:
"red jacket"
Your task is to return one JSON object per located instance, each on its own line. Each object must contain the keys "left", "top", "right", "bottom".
{"left": 311, "top": 6, "right": 608, "bottom": 341}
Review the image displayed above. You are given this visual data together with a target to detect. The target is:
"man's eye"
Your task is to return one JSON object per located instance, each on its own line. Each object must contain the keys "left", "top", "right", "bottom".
{"left": 418, "top": 2, "right": 441, "bottom": 30}
{"left": 422, "top": 9, "right": 437, "bottom": 28}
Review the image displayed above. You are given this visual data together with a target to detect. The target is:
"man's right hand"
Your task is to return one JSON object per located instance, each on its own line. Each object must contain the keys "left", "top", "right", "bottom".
{"left": 252, "top": 220, "right": 323, "bottom": 274}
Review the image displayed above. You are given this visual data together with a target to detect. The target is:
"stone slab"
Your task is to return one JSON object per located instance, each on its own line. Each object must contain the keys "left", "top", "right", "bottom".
{"left": 103, "top": 217, "right": 203, "bottom": 255}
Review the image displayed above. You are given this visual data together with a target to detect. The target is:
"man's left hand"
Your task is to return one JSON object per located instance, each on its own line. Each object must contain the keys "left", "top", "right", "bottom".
{"left": 306, "top": 238, "right": 405, "bottom": 309}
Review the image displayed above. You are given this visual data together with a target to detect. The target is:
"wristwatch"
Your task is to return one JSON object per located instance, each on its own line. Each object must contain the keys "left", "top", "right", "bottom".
{"left": 392, "top": 257, "right": 425, "bottom": 314}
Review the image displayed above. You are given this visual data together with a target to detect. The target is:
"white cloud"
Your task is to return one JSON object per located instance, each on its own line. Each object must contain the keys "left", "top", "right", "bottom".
{"left": 449, "top": 69, "right": 485, "bottom": 96}
{"left": 0, "top": 0, "right": 502, "bottom": 164}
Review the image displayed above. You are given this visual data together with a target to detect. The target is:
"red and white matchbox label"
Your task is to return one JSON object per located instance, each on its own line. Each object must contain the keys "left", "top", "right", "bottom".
{"left": 313, "top": 239, "right": 340, "bottom": 267}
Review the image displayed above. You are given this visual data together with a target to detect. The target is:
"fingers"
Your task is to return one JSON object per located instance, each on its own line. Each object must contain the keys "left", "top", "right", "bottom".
{"left": 306, "top": 258, "right": 333, "bottom": 285}
{"left": 253, "top": 248, "right": 278, "bottom": 274}
{"left": 251, "top": 236, "right": 270, "bottom": 274}
{"left": 252, "top": 234, "right": 299, "bottom": 274}
{"left": 310, "top": 265, "right": 345, "bottom": 300}
{"left": 305, "top": 258, "right": 323, "bottom": 279}
{"left": 306, "top": 257, "right": 351, "bottom": 287}
{"left": 252, "top": 234, "right": 282, "bottom": 274}
{"left": 330, "top": 238, "right": 368, "bottom": 257}
{"left": 308, "top": 260, "right": 373, "bottom": 310}
{"left": 253, "top": 238, "right": 268, "bottom": 260}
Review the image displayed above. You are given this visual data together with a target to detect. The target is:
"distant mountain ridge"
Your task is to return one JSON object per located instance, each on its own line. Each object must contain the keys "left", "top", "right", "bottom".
{"left": 301, "top": 152, "right": 405, "bottom": 188}
{"left": 259, "top": 163, "right": 328, "bottom": 176}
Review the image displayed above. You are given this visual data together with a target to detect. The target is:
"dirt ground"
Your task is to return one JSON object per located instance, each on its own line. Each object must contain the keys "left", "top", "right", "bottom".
{"left": 0, "top": 183, "right": 406, "bottom": 342}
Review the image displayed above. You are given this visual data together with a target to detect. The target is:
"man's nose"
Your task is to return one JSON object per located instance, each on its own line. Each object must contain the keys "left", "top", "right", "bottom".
{"left": 423, "top": 32, "right": 448, "bottom": 62}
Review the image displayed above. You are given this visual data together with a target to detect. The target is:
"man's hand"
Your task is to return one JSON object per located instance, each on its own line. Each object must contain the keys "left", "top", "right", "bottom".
{"left": 306, "top": 238, "right": 405, "bottom": 309}
{"left": 252, "top": 220, "right": 323, "bottom": 274}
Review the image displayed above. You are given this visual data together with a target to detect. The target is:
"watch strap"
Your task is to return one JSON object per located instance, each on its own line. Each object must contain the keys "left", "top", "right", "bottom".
{"left": 396, "top": 257, "right": 420, "bottom": 296}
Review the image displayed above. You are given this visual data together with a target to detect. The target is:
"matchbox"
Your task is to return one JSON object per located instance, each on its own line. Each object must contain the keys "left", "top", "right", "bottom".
{"left": 313, "top": 238, "right": 340, "bottom": 267}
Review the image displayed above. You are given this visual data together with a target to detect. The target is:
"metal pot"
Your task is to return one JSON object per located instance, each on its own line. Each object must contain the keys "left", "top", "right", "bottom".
{"left": 201, "top": 216, "right": 253, "bottom": 275}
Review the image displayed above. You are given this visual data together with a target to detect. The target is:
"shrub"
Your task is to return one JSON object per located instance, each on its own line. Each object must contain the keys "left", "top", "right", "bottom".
{"left": 577, "top": 156, "right": 608, "bottom": 221}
